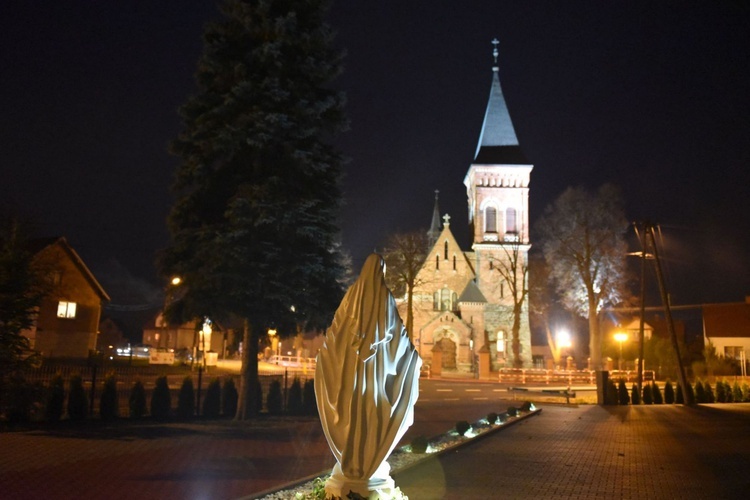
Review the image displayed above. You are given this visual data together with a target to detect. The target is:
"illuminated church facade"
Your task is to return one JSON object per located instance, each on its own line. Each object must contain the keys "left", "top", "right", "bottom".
{"left": 406, "top": 42, "right": 533, "bottom": 371}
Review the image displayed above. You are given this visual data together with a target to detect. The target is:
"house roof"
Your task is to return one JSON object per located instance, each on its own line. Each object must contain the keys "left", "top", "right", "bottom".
{"left": 703, "top": 301, "right": 750, "bottom": 338}
{"left": 31, "top": 236, "right": 111, "bottom": 302}
{"left": 458, "top": 280, "right": 487, "bottom": 303}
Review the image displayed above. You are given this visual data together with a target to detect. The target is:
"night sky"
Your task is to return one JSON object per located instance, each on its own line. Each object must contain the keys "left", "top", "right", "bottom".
{"left": 2, "top": 1, "right": 749, "bottom": 311}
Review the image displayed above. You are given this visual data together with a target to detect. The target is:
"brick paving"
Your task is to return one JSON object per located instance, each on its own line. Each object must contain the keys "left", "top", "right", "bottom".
{"left": 2, "top": 404, "right": 750, "bottom": 499}
{"left": 394, "top": 404, "right": 750, "bottom": 499}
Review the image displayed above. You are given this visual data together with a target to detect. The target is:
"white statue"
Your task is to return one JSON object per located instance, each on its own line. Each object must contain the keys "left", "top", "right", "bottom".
{"left": 315, "top": 253, "right": 422, "bottom": 499}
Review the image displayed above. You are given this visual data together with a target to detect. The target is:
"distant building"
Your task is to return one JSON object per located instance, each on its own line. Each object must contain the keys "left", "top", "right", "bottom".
{"left": 24, "top": 237, "right": 110, "bottom": 358}
{"left": 404, "top": 42, "right": 533, "bottom": 372}
{"left": 703, "top": 297, "right": 750, "bottom": 362}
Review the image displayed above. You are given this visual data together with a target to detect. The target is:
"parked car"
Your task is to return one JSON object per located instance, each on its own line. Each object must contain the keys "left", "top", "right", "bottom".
{"left": 115, "top": 344, "right": 152, "bottom": 359}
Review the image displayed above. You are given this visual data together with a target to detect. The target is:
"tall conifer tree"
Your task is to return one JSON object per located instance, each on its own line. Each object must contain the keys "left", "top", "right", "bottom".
{"left": 161, "top": 0, "right": 346, "bottom": 419}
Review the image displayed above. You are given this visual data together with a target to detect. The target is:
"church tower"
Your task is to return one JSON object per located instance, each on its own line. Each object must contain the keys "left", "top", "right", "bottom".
{"left": 464, "top": 39, "right": 532, "bottom": 367}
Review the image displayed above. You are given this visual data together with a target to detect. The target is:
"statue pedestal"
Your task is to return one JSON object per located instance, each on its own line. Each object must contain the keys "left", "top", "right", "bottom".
{"left": 325, "top": 462, "right": 398, "bottom": 499}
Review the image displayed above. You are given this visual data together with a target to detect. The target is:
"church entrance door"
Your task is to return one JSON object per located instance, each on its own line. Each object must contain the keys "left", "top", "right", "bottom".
{"left": 438, "top": 337, "right": 457, "bottom": 369}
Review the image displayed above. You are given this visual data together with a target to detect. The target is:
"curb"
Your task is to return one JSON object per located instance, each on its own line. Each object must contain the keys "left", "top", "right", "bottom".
{"left": 244, "top": 407, "right": 543, "bottom": 499}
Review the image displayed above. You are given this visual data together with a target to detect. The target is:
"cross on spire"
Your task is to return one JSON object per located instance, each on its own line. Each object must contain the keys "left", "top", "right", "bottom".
{"left": 491, "top": 38, "right": 499, "bottom": 64}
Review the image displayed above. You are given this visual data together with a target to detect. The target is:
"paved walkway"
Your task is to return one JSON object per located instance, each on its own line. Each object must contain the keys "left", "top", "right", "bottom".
{"left": 395, "top": 404, "right": 750, "bottom": 499}
{"left": 2, "top": 404, "right": 749, "bottom": 499}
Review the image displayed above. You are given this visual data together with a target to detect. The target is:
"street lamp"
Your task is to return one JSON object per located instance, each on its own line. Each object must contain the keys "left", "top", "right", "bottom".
{"left": 556, "top": 329, "right": 572, "bottom": 369}
{"left": 614, "top": 331, "right": 628, "bottom": 371}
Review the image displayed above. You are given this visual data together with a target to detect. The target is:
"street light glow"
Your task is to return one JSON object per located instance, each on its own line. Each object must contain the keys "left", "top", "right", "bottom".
{"left": 170, "top": 276, "right": 182, "bottom": 286}
{"left": 556, "top": 329, "right": 572, "bottom": 349}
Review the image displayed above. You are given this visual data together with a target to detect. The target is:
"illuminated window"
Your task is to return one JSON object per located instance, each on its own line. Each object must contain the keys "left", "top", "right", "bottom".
{"left": 496, "top": 330, "right": 505, "bottom": 353}
{"left": 505, "top": 207, "right": 517, "bottom": 233}
{"left": 57, "top": 301, "right": 77, "bottom": 318}
{"left": 485, "top": 207, "right": 497, "bottom": 233}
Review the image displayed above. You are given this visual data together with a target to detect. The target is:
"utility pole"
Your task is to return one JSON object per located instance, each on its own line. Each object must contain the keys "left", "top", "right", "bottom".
{"left": 644, "top": 223, "right": 693, "bottom": 405}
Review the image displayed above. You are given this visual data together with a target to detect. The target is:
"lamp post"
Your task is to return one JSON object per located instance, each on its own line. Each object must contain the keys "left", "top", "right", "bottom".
{"left": 614, "top": 332, "right": 628, "bottom": 371}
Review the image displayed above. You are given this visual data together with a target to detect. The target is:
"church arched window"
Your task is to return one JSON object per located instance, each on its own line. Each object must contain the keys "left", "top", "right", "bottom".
{"left": 485, "top": 207, "right": 497, "bottom": 233}
{"left": 444, "top": 241, "right": 449, "bottom": 259}
{"left": 453, "top": 255, "right": 457, "bottom": 270}
{"left": 505, "top": 207, "right": 517, "bottom": 234}
{"left": 435, "top": 255, "right": 439, "bottom": 270}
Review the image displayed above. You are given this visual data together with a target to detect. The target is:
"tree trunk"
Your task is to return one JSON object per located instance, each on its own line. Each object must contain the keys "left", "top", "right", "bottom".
{"left": 511, "top": 303, "right": 523, "bottom": 368}
{"left": 235, "top": 319, "right": 259, "bottom": 420}
{"left": 588, "top": 297, "right": 601, "bottom": 370}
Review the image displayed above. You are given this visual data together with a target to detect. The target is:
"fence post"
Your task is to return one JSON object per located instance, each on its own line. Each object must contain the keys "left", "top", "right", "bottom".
{"left": 283, "top": 368, "right": 288, "bottom": 414}
{"left": 196, "top": 365, "right": 203, "bottom": 417}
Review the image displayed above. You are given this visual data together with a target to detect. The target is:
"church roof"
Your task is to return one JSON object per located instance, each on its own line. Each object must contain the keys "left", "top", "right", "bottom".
{"left": 473, "top": 40, "right": 528, "bottom": 165}
{"left": 458, "top": 280, "right": 487, "bottom": 303}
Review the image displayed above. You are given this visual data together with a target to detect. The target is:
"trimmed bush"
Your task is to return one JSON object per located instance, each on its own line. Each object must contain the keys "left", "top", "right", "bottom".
{"left": 651, "top": 381, "right": 663, "bottom": 404}
{"left": 507, "top": 406, "right": 518, "bottom": 417}
{"left": 664, "top": 380, "right": 675, "bottom": 404}
{"left": 694, "top": 381, "right": 706, "bottom": 403}
{"left": 287, "top": 378, "right": 303, "bottom": 416}
{"left": 303, "top": 378, "right": 317, "bottom": 416}
{"left": 151, "top": 375, "right": 171, "bottom": 419}
{"left": 732, "top": 380, "right": 742, "bottom": 403}
{"left": 631, "top": 384, "right": 641, "bottom": 405}
{"left": 68, "top": 374, "right": 88, "bottom": 421}
{"left": 716, "top": 380, "right": 727, "bottom": 403}
{"left": 743, "top": 383, "right": 750, "bottom": 403}
{"left": 129, "top": 380, "right": 147, "bottom": 419}
{"left": 487, "top": 412, "right": 498, "bottom": 424}
{"left": 685, "top": 381, "right": 695, "bottom": 403}
{"left": 177, "top": 376, "right": 195, "bottom": 419}
{"left": 676, "top": 383, "right": 684, "bottom": 404}
{"left": 642, "top": 383, "right": 653, "bottom": 404}
{"left": 411, "top": 435, "right": 428, "bottom": 454}
{"left": 99, "top": 374, "right": 119, "bottom": 421}
{"left": 723, "top": 381, "right": 734, "bottom": 403}
{"left": 222, "top": 377, "right": 238, "bottom": 417}
{"left": 705, "top": 382, "right": 715, "bottom": 403}
{"left": 455, "top": 420, "right": 471, "bottom": 436}
{"left": 6, "top": 375, "right": 39, "bottom": 424}
{"left": 45, "top": 374, "right": 66, "bottom": 422}
{"left": 266, "top": 379, "right": 283, "bottom": 415}
{"left": 605, "top": 378, "right": 618, "bottom": 405}
{"left": 202, "top": 378, "right": 221, "bottom": 418}
{"left": 618, "top": 380, "right": 630, "bottom": 405}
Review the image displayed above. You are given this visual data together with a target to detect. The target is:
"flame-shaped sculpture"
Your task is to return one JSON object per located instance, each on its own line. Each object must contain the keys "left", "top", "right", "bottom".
{"left": 315, "top": 254, "right": 422, "bottom": 498}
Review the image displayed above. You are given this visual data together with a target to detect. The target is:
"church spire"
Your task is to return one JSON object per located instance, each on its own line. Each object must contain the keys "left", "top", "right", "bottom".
{"left": 473, "top": 38, "right": 527, "bottom": 164}
{"left": 427, "top": 189, "right": 441, "bottom": 246}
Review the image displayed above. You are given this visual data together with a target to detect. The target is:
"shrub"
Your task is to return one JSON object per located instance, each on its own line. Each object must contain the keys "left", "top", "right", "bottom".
{"left": 177, "top": 376, "right": 195, "bottom": 419}
{"left": 202, "top": 378, "right": 221, "bottom": 418}
{"left": 520, "top": 401, "right": 534, "bottom": 412}
{"left": 455, "top": 420, "right": 471, "bottom": 436}
{"left": 664, "top": 380, "right": 675, "bottom": 404}
{"left": 151, "top": 375, "right": 171, "bottom": 419}
{"left": 617, "top": 380, "right": 630, "bottom": 405}
{"left": 675, "top": 383, "right": 684, "bottom": 404}
{"left": 743, "top": 383, "right": 750, "bottom": 403}
{"left": 99, "top": 374, "right": 119, "bottom": 421}
{"left": 651, "top": 381, "right": 663, "bottom": 404}
{"left": 642, "top": 383, "right": 653, "bottom": 404}
{"left": 411, "top": 435, "right": 428, "bottom": 454}
{"left": 129, "top": 380, "right": 147, "bottom": 419}
{"left": 507, "top": 406, "right": 518, "bottom": 417}
{"left": 732, "top": 382, "right": 743, "bottom": 403}
{"left": 605, "top": 378, "right": 618, "bottom": 405}
{"left": 5, "top": 375, "right": 39, "bottom": 424}
{"left": 705, "top": 382, "right": 715, "bottom": 403}
{"left": 287, "top": 378, "right": 303, "bottom": 416}
{"left": 68, "top": 374, "right": 88, "bottom": 421}
{"left": 715, "top": 380, "right": 727, "bottom": 403}
{"left": 685, "top": 381, "right": 695, "bottom": 403}
{"left": 694, "top": 380, "right": 706, "bottom": 403}
{"left": 45, "top": 374, "right": 66, "bottom": 422}
{"left": 724, "top": 381, "right": 734, "bottom": 403}
{"left": 486, "top": 412, "right": 498, "bottom": 424}
{"left": 631, "top": 384, "right": 641, "bottom": 405}
{"left": 303, "top": 378, "right": 317, "bottom": 416}
{"left": 222, "top": 377, "right": 238, "bottom": 417}
{"left": 266, "top": 379, "right": 283, "bottom": 415}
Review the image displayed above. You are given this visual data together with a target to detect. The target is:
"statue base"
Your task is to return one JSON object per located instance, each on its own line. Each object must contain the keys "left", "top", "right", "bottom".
{"left": 325, "top": 462, "right": 404, "bottom": 499}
